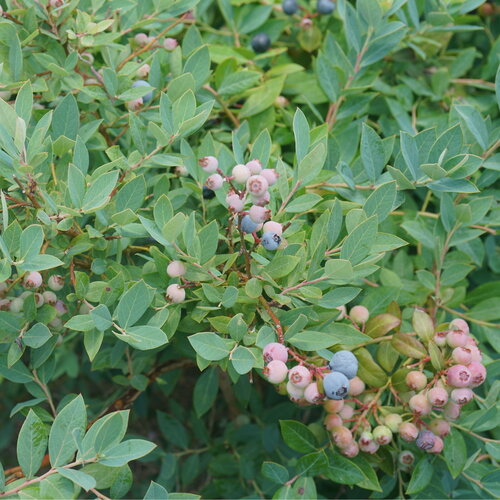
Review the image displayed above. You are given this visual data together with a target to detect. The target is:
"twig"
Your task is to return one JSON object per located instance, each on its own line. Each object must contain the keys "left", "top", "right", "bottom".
{"left": 32, "top": 370, "right": 57, "bottom": 418}
{"left": 439, "top": 305, "right": 499, "bottom": 329}
{"left": 203, "top": 85, "right": 240, "bottom": 127}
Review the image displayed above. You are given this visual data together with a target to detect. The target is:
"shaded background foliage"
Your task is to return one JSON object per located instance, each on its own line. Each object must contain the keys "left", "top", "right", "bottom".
{"left": 0, "top": 0, "right": 499, "bottom": 498}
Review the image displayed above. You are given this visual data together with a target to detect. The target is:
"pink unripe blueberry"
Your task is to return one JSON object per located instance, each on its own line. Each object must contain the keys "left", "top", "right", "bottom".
{"left": 341, "top": 440, "right": 359, "bottom": 457}
{"left": 304, "top": 382, "right": 322, "bottom": 404}
{"left": 359, "top": 440, "right": 379, "bottom": 454}
{"left": 324, "top": 399, "right": 344, "bottom": 413}
{"left": 48, "top": 275, "right": 64, "bottom": 291}
{"left": 246, "top": 159, "right": 262, "bottom": 175}
{"left": 384, "top": 413, "right": 403, "bottom": 433}
{"left": 349, "top": 305, "right": 369, "bottom": 324}
{"left": 331, "top": 426, "right": 353, "bottom": 449}
{"left": 24, "top": 272, "right": 43, "bottom": 289}
{"left": 427, "top": 387, "right": 449, "bottom": 407}
{"left": 264, "top": 360, "right": 288, "bottom": 384}
{"left": 167, "top": 260, "right": 185, "bottom": 278}
{"left": 406, "top": 371, "right": 427, "bottom": 391}
{"left": 428, "top": 436, "right": 444, "bottom": 454}
{"left": 359, "top": 432, "right": 374, "bottom": 447}
{"left": 166, "top": 284, "right": 185, "bottom": 303}
{"left": 347, "top": 376, "right": 365, "bottom": 396}
{"left": 251, "top": 191, "right": 270, "bottom": 206}
{"left": 468, "top": 345, "right": 482, "bottom": 363}
{"left": 373, "top": 425, "right": 392, "bottom": 445}
{"left": 42, "top": 290, "right": 57, "bottom": 305}
{"left": 34, "top": 293, "right": 44, "bottom": 308}
{"left": 338, "top": 404, "right": 354, "bottom": 420}
{"left": 399, "top": 451, "right": 415, "bottom": 466}
{"left": 399, "top": 422, "right": 419, "bottom": 441}
{"left": 226, "top": 193, "right": 245, "bottom": 213}
{"left": 451, "top": 388, "right": 474, "bottom": 405}
{"left": 452, "top": 347, "right": 472, "bottom": 365}
{"left": 137, "top": 64, "right": 150, "bottom": 78}
{"left": 323, "top": 413, "right": 343, "bottom": 430}
{"left": 286, "top": 380, "right": 304, "bottom": 401}
{"left": 288, "top": 365, "right": 312, "bottom": 388}
{"left": 249, "top": 205, "right": 271, "bottom": 224}
{"left": 198, "top": 156, "right": 218, "bottom": 173}
{"left": 134, "top": 33, "right": 149, "bottom": 46}
{"left": 0, "top": 299, "right": 10, "bottom": 310}
{"left": 205, "top": 174, "right": 223, "bottom": 190}
{"left": 246, "top": 175, "right": 268, "bottom": 197}
{"left": 443, "top": 401, "right": 461, "bottom": 420}
{"left": 49, "top": 0, "right": 63, "bottom": 7}
{"left": 262, "top": 221, "right": 282, "bottom": 235}
{"left": 447, "top": 330, "right": 468, "bottom": 348}
{"left": 232, "top": 164, "right": 251, "bottom": 183}
{"left": 409, "top": 394, "right": 431, "bottom": 415}
{"left": 449, "top": 318, "right": 469, "bottom": 334}
{"left": 9, "top": 297, "right": 23, "bottom": 313}
{"left": 163, "top": 37, "right": 178, "bottom": 50}
{"left": 55, "top": 300, "right": 67, "bottom": 316}
{"left": 260, "top": 169, "right": 278, "bottom": 186}
{"left": 447, "top": 364, "right": 472, "bottom": 388}
{"left": 468, "top": 361, "right": 486, "bottom": 387}
{"left": 147, "top": 36, "right": 156, "bottom": 44}
{"left": 176, "top": 166, "right": 188, "bottom": 177}
{"left": 434, "top": 330, "right": 447, "bottom": 346}
{"left": 263, "top": 342, "right": 288, "bottom": 363}
{"left": 127, "top": 98, "right": 143, "bottom": 111}
{"left": 429, "top": 419, "right": 450, "bottom": 437}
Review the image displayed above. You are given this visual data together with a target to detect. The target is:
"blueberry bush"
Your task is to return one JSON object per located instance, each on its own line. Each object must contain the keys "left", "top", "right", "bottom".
{"left": 0, "top": 0, "right": 499, "bottom": 498}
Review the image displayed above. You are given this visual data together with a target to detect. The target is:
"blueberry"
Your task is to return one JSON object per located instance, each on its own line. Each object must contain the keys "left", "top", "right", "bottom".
{"left": 317, "top": 0, "right": 335, "bottom": 14}
{"left": 261, "top": 232, "right": 281, "bottom": 251}
{"left": 132, "top": 80, "right": 153, "bottom": 102}
{"left": 240, "top": 214, "right": 259, "bottom": 234}
{"left": 328, "top": 350, "right": 358, "bottom": 379}
{"left": 251, "top": 33, "right": 271, "bottom": 53}
{"left": 202, "top": 186, "right": 216, "bottom": 199}
{"left": 323, "top": 371, "right": 350, "bottom": 400}
{"left": 282, "top": 0, "right": 298, "bottom": 15}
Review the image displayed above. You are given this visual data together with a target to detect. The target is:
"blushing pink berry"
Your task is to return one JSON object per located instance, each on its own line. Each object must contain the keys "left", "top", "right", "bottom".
{"left": 9, "top": 297, "right": 23, "bottom": 313}
{"left": 443, "top": 401, "right": 461, "bottom": 420}
{"left": 359, "top": 440, "right": 379, "bottom": 454}
{"left": 246, "top": 159, "right": 262, "bottom": 175}
{"left": 127, "top": 98, "right": 143, "bottom": 111}
{"left": 349, "top": 305, "right": 369, "bottom": 324}
{"left": 137, "top": 63, "right": 150, "bottom": 78}
{"left": 429, "top": 419, "right": 450, "bottom": 437}
{"left": 34, "top": 293, "right": 44, "bottom": 308}
{"left": 452, "top": 347, "right": 472, "bottom": 365}
{"left": 166, "top": 284, "right": 185, "bottom": 303}
{"left": 232, "top": 164, "right": 251, "bottom": 183}
{"left": 226, "top": 193, "right": 245, "bottom": 213}
{"left": 434, "top": 330, "right": 447, "bottom": 347}
{"left": 449, "top": 318, "right": 469, "bottom": 334}
{"left": 427, "top": 387, "right": 448, "bottom": 407}
{"left": 348, "top": 376, "right": 365, "bottom": 396}
{"left": 163, "top": 37, "right": 178, "bottom": 50}
{"left": 331, "top": 426, "right": 353, "bottom": 449}
{"left": 262, "top": 221, "right": 282, "bottom": 235}
{"left": 323, "top": 413, "right": 343, "bottom": 430}
{"left": 55, "top": 300, "right": 68, "bottom": 316}
{"left": 304, "top": 382, "right": 322, "bottom": 404}
{"left": 42, "top": 291, "right": 57, "bottom": 305}
{"left": 288, "top": 365, "right": 312, "bottom": 388}
{"left": 24, "top": 271, "right": 43, "bottom": 289}
{"left": 286, "top": 380, "right": 304, "bottom": 401}
{"left": 447, "top": 364, "right": 472, "bottom": 388}
{"left": 428, "top": 436, "right": 444, "bottom": 454}
{"left": 167, "top": 260, "right": 185, "bottom": 278}
{"left": 468, "top": 345, "right": 482, "bottom": 363}
{"left": 250, "top": 191, "right": 270, "bottom": 206}
{"left": 406, "top": 371, "right": 427, "bottom": 391}
{"left": 260, "top": 169, "right": 278, "bottom": 186}
{"left": 447, "top": 330, "right": 468, "bottom": 348}
{"left": 398, "top": 451, "right": 415, "bottom": 466}
{"left": 324, "top": 399, "right": 344, "bottom": 413}
{"left": 249, "top": 205, "right": 271, "bottom": 224}
{"left": 409, "top": 394, "right": 431, "bottom": 415}
{"left": 399, "top": 422, "right": 419, "bottom": 442}
{"left": 134, "top": 33, "right": 148, "bottom": 46}
{"left": 339, "top": 404, "right": 354, "bottom": 420}
{"left": 246, "top": 175, "right": 268, "bottom": 196}
{"left": 468, "top": 361, "right": 486, "bottom": 387}
{"left": 358, "top": 431, "right": 374, "bottom": 447}
{"left": 373, "top": 425, "right": 392, "bottom": 445}
{"left": 263, "top": 342, "right": 288, "bottom": 363}
{"left": 205, "top": 173, "right": 223, "bottom": 190}
{"left": 198, "top": 156, "right": 218, "bottom": 173}
{"left": 341, "top": 440, "right": 359, "bottom": 457}
{"left": 48, "top": 275, "right": 64, "bottom": 291}
{"left": 264, "top": 360, "right": 288, "bottom": 384}
{"left": 451, "top": 388, "right": 474, "bottom": 405}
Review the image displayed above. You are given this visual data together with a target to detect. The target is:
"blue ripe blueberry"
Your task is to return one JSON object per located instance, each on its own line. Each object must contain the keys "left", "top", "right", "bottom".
{"left": 328, "top": 350, "right": 358, "bottom": 380}
{"left": 202, "top": 186, "right": 216, "bottom": 199}
{"left": 132, "top": 80, "right": 153, "bottom": 102}
{"left": 251, "top": 33, "right": 271, "bottom": 53}
{"left": 282, "top": 0, "right": 298, "bottom": 15}
{"left": 240, "top": 214, "right": 259, "bottom": 234}
{"left": 323, "top": 371, "right": 350, "bottom": 400}
{"left": 416, "top": 430, "right": 436, "bottom": 450}
{"left": 261, "top": 232, "right": 281, "bottom": 251}
{"left": 317, "top": 0, "right": 335, "bottom": 14}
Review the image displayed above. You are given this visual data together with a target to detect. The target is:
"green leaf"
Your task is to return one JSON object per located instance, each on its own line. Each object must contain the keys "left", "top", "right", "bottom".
{"left": 119, "top": 326, "right": 168, "bottom": 351}
{"left": 145, "top": 481, "right": 169, "bottom": 500}
{"left": 287, "top": 325, "right": 370, "bottom": 350}
{"left": 49, "top": 395, "right": 87, "bottom": 467}
{"left": 363, "top": 181, "right": 397, "bottom": 222}
{"left": 55, "top": 468, "right": 96, "bottom": 492}
{"left": 219, "top": 71, "right": 261, "bottom": 96}
{"left": 286, "top": 194, "right": 322, "bottom": 213}
{"left": 193, "top": 367, "right": 218, "bottom": 418}
{"left": 230, "top": 346, "right": 255, "bottom": 374}
{"left": 297, "top": 142, "right": 326, "bottom": 185}
{"left": 293, "top": 108, "right": 310, "bottom": 164}
{"left": 279, "top": 420, "right": 317, "bottom": 453}
{"left": 17, "top": 410, "right": 48, "bottom": 479}
{"left": 188, "top": 332, "right": 231, "bottom": 361}
{"left": 23, "top": 323, "right": 52, "bottom": 348}
{"left": 324, "top": 260, "right": 354, "bottom": 281}
{"left": 115, "top": 281, "right": 154, "bottom": 328}
{"left": 100, "top": 440, "right": 156, "bottom": 467}
{"left": 52, "top": 94, "right": 79, "bottom": 141}
{"left": 64, "top": 314, "right": 95, "bottom": 332}
{"left": 19, "top": 225, "right": 43, "bottom": 261}
{"left": 340, "top": 216, "right": 378, "bottom": 265}
{"left": 455, "top": 104, "right": 488, "bottom": 149}
{"left": 443, "top": 430, "right": 467, "bottom": 478}
{"left": 90, "top": 304, "right": 112, "bottom": 331}
{"left": 361, "top": 123, "right": 385, "bottom": 182}
{"left": 18, "top": 254, "right": 64, "bottom": 272}
{"left": 264, "top": 256, "right": 300, "bottom": 279}
{"left": 82, "top": 171, "right": 119, "bottom": 212}
{"left": 406, "top": 457, "right": 433, "bottom": 494}
{"left": 262, "top": 462, "right": 289, "bottom": 484}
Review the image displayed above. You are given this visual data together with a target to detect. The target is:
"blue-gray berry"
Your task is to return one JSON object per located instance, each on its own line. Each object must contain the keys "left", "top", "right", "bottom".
{"left": 202, "top": 186, "right": 215, "bottom": 199}
{"left": 317, "top": 0, "right": 335, "bottom": 14}
{"left": 328, "top": 350, "right": 358, "bottom": 379}
{"left": 416, "top": 430, "right": 436, "bottom": 450}
{"left": 261, "top": 232, "right": 281, "bottom": 251}
{"left": 323, "top": 371, "right": 349, "bottom": 400}
{"left": 251, "top": 33, "right": 271, "bottom": 53}
{"left": 132, "top": 80, "right": 153, "bottom": 102}
{"left": 240, "top": 215, "right": 259, "bottom": 234}
{"left": 282, "top": 0, "right": 298, "bottom": 15}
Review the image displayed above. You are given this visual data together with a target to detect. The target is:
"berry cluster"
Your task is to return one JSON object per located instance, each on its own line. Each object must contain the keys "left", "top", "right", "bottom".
{"left": 260, "top": 306, "right": 487, "bottom": 461}
{"left": 282, "top": 0, "right": 335, "bottom": 15}
{"left": 199, "top": 156, "right": 283, "bottom": 251}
